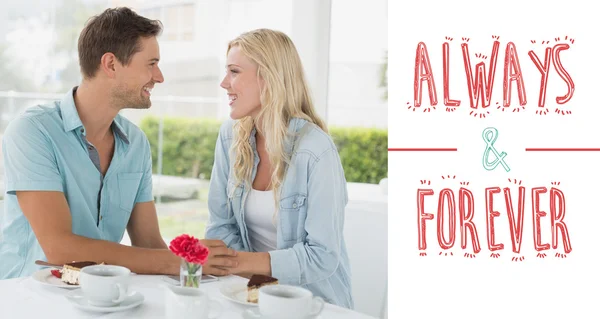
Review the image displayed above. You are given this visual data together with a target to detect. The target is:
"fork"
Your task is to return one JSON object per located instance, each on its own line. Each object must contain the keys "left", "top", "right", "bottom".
{"left": 34, "top": 260, "right": 62, "bottom": 269}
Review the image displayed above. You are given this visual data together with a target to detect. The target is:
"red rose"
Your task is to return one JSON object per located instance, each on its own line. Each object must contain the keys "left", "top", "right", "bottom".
{"left": 169, "top": 234, "right": 210, "bottom": 265}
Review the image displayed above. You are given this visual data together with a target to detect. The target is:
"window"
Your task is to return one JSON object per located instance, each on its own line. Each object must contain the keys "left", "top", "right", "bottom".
{"left": 328, "top": 0, "right": 388, "bottom": 128}
{"left": 0, "top": 0, "right": 388, "bottom": 245}
{"left": 139, "top": 3, "right": 196, "bottom": 42}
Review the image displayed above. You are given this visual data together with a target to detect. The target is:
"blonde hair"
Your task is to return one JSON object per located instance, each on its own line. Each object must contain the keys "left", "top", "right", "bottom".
{"left": 227, "top": 29, "right": 327, "bottom": 214}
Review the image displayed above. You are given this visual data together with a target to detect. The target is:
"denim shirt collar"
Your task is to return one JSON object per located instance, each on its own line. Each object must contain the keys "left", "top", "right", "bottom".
{"left": 248, "top": 117, "right": 309, "bottom": 154}
{"left": 59, "top": 86, "right": 130, "bottom": 144}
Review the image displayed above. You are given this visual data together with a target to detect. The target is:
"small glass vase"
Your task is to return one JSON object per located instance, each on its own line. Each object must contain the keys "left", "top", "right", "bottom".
{"left": 180, "top": 258, "right": 203, "bottom": 288}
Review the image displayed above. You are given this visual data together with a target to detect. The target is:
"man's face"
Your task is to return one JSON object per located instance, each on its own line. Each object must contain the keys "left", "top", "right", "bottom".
{"left": 113, "top": 36, "right": 164, "bottom": 109}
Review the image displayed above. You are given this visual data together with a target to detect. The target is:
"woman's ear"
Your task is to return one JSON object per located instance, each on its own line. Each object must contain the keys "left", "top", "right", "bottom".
{"left": 257, "top": 71, "right": 265, "bottom": 93}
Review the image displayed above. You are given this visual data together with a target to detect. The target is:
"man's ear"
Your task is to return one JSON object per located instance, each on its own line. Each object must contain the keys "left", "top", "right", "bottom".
{"left": 99, "top": 52, "right": 118, "bottom": 79}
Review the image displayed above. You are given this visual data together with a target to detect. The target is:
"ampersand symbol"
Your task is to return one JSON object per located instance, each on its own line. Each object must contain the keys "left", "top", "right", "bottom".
{"left": 482, "top": 127, "right": 510, "bottom": 172}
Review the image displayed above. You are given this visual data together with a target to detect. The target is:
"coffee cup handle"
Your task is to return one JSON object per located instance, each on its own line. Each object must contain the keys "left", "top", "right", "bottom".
{"left": 112, "top": 283, "right": 127, "bottom": 303}
{"left": 309, "top": 296, "right": 325, "bottom": 316}
{"left": 208, "top": 298, "right": 222, "bottom": 319}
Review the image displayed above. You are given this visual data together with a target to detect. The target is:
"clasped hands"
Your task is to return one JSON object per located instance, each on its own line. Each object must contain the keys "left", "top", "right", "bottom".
{"left": 200, "top": 239, "right": 245, "bottom": 276}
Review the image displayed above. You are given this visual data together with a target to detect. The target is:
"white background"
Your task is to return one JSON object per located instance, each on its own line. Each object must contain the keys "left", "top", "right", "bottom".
{"left": 389, "top": 1, "right": 600, "bottom": 318}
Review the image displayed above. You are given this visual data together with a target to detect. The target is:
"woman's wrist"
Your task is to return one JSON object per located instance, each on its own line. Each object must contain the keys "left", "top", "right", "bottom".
{"left": 238, "top": 251, "right": 272, "bottom": 276}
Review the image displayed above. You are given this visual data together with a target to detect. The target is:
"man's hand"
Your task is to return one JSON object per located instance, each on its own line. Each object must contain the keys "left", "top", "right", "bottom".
{"left": 200, "top": 239, "right": 238, "bottom": 276}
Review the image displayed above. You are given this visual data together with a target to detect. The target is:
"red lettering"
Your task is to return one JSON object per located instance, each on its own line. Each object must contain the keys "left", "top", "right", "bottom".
{"left": 443, "top": 42, "right": 461, "bottom": 107}
{"left": 459, "top": 187, "right": 480, "bottom": 253}
{"left": 532, "top": 187, "right": 550, "bottom": 251}
{"left": 503, "top": 42, "right": 527, "bottom": 107}
{"left": 528, "top": 47, "right": 552, "bottom": 108}
{"left": 461, "top": 41, "right": 500, "bottom": 109}
{"left": 417, "top": 189, "right": 435, "bottom": 250}
{"left": 414, "top": 42, "right": 438, "bottom": 107}
{"left": 552, "top": 44, "right": 575, "bottom": 105}
{"left": 485, "top": 187, "right": 504, "bottom": 251}
{"left": 550, "top": 187, "right": 572, "bottom": 253}
{"left": 504, "top": 186, "right": 525, "bottom": 253}
{"left": 437, "top": 189, "right": 456, "bottom": 249}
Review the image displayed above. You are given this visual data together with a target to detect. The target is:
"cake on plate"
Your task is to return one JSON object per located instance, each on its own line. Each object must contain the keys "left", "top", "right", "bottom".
{"left": 247, "top": 274, "right": 278, "bottom": 303}
{"left": 50, "top": 261, "right": 100, "bottom": 285}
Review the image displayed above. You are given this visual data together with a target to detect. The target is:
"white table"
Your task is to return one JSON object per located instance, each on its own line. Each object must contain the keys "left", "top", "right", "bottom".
{"left": 0, "top": 274, "right": 376, "bottom": 318}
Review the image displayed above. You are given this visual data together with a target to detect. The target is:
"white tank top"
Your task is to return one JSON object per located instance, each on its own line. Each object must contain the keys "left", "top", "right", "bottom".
{"left": 244, "top": 188, "right": 277, "bottom": 252}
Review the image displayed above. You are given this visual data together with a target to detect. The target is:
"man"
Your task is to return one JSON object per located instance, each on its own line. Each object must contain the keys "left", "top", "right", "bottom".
{"left": 0, "top": 7, "right": 236, "bottom": 279}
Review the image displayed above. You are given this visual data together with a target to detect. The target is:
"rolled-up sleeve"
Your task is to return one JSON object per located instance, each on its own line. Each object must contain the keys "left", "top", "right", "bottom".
{"left": 3, "top": 117, "right": 63, "bottom": 194}
{"left": 205, "top": 123, "right": 244, "bottom": 250}
{"left": 134, "top": 138, "right": 154, "bottom": 203}
{"left": 269, "top": 148, "right": 347, "bottom": 286}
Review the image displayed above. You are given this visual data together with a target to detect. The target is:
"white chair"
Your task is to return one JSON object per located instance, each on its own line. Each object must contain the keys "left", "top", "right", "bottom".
{"left": 344, "top": 183, "right": 388, "bottom": 318}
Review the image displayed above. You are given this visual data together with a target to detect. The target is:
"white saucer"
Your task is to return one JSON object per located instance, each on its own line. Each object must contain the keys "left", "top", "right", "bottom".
{"left": 65, "top": 290, "right": 144, "bottom": 313}
{"left": 31, "top": 268, "right": 80, "bottom": 289}
{"left": 220, "top": 282, "right": 258, "bottom": 307}
{"left": 242, "top": 308, "right": 320, "bottom": 319}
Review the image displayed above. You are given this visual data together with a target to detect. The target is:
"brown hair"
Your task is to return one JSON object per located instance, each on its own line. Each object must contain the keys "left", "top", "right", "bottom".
{"left": 77, "top": 7, "right": 162, "bottom": 79}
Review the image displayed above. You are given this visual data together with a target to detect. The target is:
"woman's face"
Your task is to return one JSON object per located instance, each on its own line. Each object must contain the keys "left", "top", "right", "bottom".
{"left": 220, "top": 46, "right": 262, "bottom": 120}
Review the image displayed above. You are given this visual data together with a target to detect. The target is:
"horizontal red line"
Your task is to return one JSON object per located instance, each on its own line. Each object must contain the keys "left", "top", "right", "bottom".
{"left": 388, "top": 148, "right": 457, "bottom": 151}
{"left": 526, "top": 148, "right": 600, "bottom": 151}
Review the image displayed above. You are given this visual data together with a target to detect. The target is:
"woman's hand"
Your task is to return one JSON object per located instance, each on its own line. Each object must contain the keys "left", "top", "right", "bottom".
{"left": 229, "top": 251, "right": 272, "bottom": 276}
{"left": 200, "top": 239, "right": 239, "bottom": 276}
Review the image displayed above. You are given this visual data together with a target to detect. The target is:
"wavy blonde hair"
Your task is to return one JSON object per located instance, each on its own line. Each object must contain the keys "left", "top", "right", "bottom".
{"left": 227, "top": 29, "right": 327, "bottom": 212}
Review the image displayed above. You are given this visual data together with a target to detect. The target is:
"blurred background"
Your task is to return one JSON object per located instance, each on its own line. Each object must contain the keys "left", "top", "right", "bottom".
{"left": 0, "top": 0, "right": 387, "bottom": 317}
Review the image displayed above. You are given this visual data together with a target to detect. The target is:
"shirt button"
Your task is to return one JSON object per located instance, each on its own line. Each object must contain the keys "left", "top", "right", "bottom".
{"left": 292, "top": 203, "right": 298, "bottom": 208}
{"left": 88, "top": 146, "right": 93, "bottom": 151}
{"left": 80, "top": 129, "right": 84, "bottom": 133}
{"left": 100, "top": 215, "right": 103, "bottom": 221}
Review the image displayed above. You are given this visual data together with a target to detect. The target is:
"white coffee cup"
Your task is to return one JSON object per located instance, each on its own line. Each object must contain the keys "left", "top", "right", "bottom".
{"left": 258, "top": 285, "right": 324, "bottom": 319}
{"left": 164, "top": 285, "right": 222, "bottom": 319}
{"left": 79, "top": 265, "right": 130, "bottom": 307}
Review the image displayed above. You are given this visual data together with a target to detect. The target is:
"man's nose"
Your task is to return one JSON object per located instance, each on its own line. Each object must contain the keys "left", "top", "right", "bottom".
{"left": 154, "top": 66, "right": 165, "bottom": 83}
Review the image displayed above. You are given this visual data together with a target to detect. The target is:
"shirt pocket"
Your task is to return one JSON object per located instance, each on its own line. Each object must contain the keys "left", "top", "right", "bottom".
{"left": 118, "top": 172, "right": 144, "bottom": 212}
{"left": 279, "top": 193, "right": 307, "bottom": 241}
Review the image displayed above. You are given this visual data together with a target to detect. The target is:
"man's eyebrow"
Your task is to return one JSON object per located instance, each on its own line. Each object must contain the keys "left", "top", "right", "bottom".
{"left": 149, "top": 58, "right": 160, "bottom": 62}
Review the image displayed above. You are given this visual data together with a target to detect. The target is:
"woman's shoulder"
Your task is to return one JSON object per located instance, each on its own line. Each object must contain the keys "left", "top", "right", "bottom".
{"left": 218, "top": 119, "right": 236, "bottom": 140}
{"left": 293, "top": 120, "right": 338, "bottom": 159}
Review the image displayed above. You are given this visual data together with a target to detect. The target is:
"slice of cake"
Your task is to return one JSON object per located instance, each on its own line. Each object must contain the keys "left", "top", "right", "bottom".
{"left": 59, "top": 261, "right": 99, "bottom": 285}
{"left": 247, "top": 274, "right": 278, "bottom": 303}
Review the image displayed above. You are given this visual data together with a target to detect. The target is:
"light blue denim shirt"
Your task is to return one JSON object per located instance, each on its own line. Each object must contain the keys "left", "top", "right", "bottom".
{"left": 0, "top": 87, "right": 154, "bottom": 279}
{"left": 205, "top": 118, "right": 354, "bottom": 309}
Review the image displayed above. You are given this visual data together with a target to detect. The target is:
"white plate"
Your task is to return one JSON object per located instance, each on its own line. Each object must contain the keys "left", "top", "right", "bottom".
{"left": 65, "top": 290, "right": 144, "bottom": 313}
{"left": 242, "top": 308, "right": 320, "bottom": 319}
{"left": 219, "top": 282, "right": 257, "bottom": 307}
{"left": 242, "top": 308, "right": 263, "bottom": 319}
{"left": 31, "top": 268, "right": 80, "bottom": 289}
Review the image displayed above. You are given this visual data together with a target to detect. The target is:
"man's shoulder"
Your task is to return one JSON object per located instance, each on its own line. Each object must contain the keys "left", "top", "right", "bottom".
{"left": 4, "top": 102, "right": 61, "bottom": 137}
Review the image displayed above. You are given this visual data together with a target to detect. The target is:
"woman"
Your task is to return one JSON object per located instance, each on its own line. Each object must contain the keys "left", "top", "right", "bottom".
{"left": 205, "top": 28, "right": 353, "bottom": 309}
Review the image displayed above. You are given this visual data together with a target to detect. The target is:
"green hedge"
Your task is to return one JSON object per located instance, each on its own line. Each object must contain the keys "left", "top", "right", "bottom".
{"left": 139, "top": 116, "right": 387, "bottom": 184}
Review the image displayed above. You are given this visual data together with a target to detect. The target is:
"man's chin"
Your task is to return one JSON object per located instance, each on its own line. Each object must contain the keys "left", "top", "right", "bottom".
{"left": 126, "top": 101, "right": 151, "bottom": 109}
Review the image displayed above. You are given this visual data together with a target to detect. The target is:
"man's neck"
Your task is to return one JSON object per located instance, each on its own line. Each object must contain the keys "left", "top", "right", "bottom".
{"left": 74, "top": 81, "right": 120, "bottom": 142}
